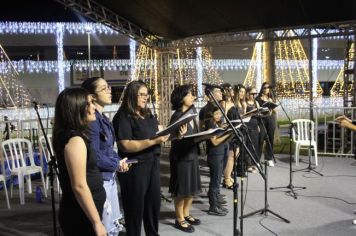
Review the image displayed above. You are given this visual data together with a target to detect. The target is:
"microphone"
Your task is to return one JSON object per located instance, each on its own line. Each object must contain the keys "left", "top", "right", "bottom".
{"left": 32, "top": 101, "right": 40, "bottom": 110}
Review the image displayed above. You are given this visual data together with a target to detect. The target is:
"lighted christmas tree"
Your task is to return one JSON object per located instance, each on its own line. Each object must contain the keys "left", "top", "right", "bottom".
{"left": 0, "top": 45, "right": 32, "bottom": 107}
{"left": 244, "top": 35, "right": 323, "bottom": 98}
{"left": 330, "top": 43, "right": 354, "bottom": 97}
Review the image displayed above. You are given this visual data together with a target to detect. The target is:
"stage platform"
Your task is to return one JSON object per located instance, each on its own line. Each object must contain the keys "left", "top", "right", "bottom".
{"left": 0, "top": 153, "right": 356, "bottom": 236}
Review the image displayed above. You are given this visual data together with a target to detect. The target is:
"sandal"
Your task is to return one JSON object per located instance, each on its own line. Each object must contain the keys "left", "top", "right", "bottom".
{"left": 184, "top": 215, "right": 201, "bottom": 225}
{"left": 174, "top": 219, "right": 195, "bottom": 233}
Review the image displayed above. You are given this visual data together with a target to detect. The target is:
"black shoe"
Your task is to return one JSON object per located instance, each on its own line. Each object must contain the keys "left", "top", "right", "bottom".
{"left": 208, "top": 206, "right": 227, "bottom": 216}
{"left": 184, "top": 215, "right": 201, "bottom": 225}
{"left": 217, "top": 204, "right": 229, "bottom": 213}
{"left": 174, "top": 219, "right": 195, "bottom": 233}
{"left": 222, "top": 182, "right": 234, "bottom": 190}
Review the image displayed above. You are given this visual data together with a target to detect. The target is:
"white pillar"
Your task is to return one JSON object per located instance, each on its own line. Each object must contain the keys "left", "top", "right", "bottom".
{"left": 256, "top": 42, "right": 263, "bottom": 90}
{"left": 56, "top": 23, "right": 64, "bottom": 92}
{"left": 196, "top": 47, "right": 203, "bottom": 101}
{"left": 312, "top": 38, "right": 318, "bottom": 97}
{"left": 130, "top": 39, "right": 136, "bottom": 80}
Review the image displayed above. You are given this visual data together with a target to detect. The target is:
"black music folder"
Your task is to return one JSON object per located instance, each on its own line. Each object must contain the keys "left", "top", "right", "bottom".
{"left": 182, "top": 124, "right": 242, "bottom": 143}
{"left": 261, "top": 101, "right": 279, "bottom": 110}
{"left": 156, "top": 113, "right": 197, "bottom": 137}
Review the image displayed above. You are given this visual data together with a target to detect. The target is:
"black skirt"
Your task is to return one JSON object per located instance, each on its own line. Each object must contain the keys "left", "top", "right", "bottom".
{"left": 169, "top": 157, "right": 202, "bottom": 197}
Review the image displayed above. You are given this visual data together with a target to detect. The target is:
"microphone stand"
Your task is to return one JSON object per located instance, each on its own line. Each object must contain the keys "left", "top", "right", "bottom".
{"left": 240, "top": 92, "right": 289, "bottom": 224}
{"left": 268, "top": 91, "right": 306, "bottom": 198}
{"left": 205, "top": 87, "right": 266, "bottom": 236}
{"left": 33, "top": 103, "right": 59, "bottom": 236}
{"left": 150, "top": 94, "right": 172, "bottom": 203}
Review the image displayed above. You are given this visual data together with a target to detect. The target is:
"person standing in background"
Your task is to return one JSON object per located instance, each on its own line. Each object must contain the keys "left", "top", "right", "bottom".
{"left": 82, "top": 77, "right": 129, "bottom": 235}
{"left": 256, "top": 82, "right": 276, "bottom": 167}
{"left": 245, "top": 86, "right": 261, "bottom": 172}
{"left": 220, "top": 83, "right": 235, "bottom": 189}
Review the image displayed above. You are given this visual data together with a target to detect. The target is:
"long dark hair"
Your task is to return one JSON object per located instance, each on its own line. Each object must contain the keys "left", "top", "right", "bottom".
{"left": 205, "top": 105, "right": 222, "bottom": 127}
{"left": 81, "top": 77, "right": 102, "bottom": 95}
{"left": 171, "top": 84, "right": 192, "bottom": 111}
{"left": 233, "top": 84, "right": 246, "bottom": 109}
{"left": 258, "top": 82, "right": 272, "bottom": 98}
{"left": 118, "top": 80, "right": 151, "bottom": 118}
{"left": 53, "top": 88, "right": 90, "bottom": 149}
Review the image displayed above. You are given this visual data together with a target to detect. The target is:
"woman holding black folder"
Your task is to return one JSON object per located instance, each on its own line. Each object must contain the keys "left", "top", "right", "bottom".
{"left": 256, "top": 82, "right": 277, "bottom": 167}
{"left": 168, "top": 85, "right": 202, "bottom": 233}
{"left": 112, "top": 80, "right": 169, "bottom": 236}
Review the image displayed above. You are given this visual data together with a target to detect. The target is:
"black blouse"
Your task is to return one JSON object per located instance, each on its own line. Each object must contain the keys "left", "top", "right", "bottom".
{"left": 169, "top": 107, "right": 199, "bottom": 161}
{"left": 113, "top": 111, "right": 161, "bottom": 162}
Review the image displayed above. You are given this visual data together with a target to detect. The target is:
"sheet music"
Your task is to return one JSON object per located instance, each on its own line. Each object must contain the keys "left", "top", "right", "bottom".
{"left": 229, "top": 117, "right": 251, "bottom": 124}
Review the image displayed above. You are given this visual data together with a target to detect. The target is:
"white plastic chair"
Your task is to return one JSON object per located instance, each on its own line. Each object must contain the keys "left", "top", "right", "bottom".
{"left": 0, "top": 150, "right": 10, "bottom": 209}
{"left": 39, "top": 135, "right": 61, "bottom": 194}
{"left": 2, "top": 138, "right": 47, "bottom": 204}
{"left": 292, "top": 119, "right": 318, "bottom": 166}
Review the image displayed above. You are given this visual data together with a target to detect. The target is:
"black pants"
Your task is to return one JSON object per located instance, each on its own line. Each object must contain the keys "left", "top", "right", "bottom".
{"left": 118, "top": 158, "right": 161, "bottom": 236}
{"left": 207, "top": 154, "right": 224, "bottom": 206}
{"left": 259, "top": 114, "right": 276, "bottom": 161}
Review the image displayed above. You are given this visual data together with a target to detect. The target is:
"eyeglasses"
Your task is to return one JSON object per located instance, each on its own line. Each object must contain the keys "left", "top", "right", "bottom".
{"left": 262, "top": 86, "right": 270, "bottom": 89}
{"left": 96, "top": 85, "right": 111, "bottom": 93}
{"left": 137, "top": 93, "right": 149, "bottom": 98}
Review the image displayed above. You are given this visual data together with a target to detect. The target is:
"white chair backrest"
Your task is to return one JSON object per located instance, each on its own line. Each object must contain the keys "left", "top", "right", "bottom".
{"left": 39, "top": 135, "right": 54, "bottom": 162}
{"left": 1, "top": 138, "right": 34, "bottom": 171}
{"left": 292, "top": 119, "right": 315, "bottom": 142}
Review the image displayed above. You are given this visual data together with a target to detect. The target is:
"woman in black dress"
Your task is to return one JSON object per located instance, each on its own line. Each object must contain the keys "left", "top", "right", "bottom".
{"left": 245, "top": 86, "right": 261, "bottom": 172}
{"left": 53, "top": 88, "right": 107, "bottom": 236}
{"left": 256, "top": 82, "right": 277, "bottom": 167}
{"left": 169, "top": 85, "right": 202, "bottom": 233}
{"left": 113, "top": 80, "right": 169, "bottom": 236}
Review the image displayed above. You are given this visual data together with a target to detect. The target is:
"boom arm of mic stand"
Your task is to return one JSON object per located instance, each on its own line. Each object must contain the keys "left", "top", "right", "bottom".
{"left": 272, "top": 91, "right": 297, "bottom": 135}
{"left": 206, "top": 88, "right": 266, "bottom": 180}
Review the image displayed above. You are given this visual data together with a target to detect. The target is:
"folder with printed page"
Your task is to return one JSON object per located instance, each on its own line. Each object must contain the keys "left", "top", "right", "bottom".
{"left": 182, "top": 124, "right": 242, "bottom": 143}
{"left": 155, "top": 113, "right": 198, "bottom": 137}
{"left": 241, "top": 107, "right": 269, "bottom": 118}
{"left": 261, "top": 101, "right": 279, "bottom": 110}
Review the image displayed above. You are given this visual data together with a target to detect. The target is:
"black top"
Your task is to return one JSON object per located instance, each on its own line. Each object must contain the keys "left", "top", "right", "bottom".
{"left": 205, "top": 122, "right": 226, "bottom": 156}
{"left": 56, "top": 130, "right": 106, "bottom": 220}
{"left": 199, "top": 102, "right": 215, "bottom": 131}
{"left": 113, "top": 111, "right": 161, "bottom": 162}
{"left": 227, "top": 106, "right": 243, "bottom": 121}
{"left": 246, "top": 102, "right": 260, "bottom": 128}
{"left": 169, "top": 107, "right": 199, "bottom": 161}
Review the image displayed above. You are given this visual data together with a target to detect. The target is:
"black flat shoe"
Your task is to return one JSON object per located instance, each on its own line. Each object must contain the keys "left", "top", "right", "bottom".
{"left": 222, "top": 183, "right": 233, "bottom": 190}
{"left": 174, "top": 219, "right": 195, "bottom": 233}
{"left": 184, "top": 215, "right": 201, "bottom": 225}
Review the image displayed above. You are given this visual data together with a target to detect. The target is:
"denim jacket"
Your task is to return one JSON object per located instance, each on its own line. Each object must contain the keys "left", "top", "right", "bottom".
{"left": 88, "top": 110, "right": 121, "bottom": 181}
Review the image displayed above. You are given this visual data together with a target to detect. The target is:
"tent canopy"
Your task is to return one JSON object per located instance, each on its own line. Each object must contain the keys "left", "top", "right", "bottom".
{"left": 1, "top": 0, "right": 356, "bottom": 41}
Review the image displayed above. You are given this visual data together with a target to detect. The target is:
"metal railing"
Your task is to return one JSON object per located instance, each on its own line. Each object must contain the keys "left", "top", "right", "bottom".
{"left": 297, "top": 106, "right": 356, "bottom": 157}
